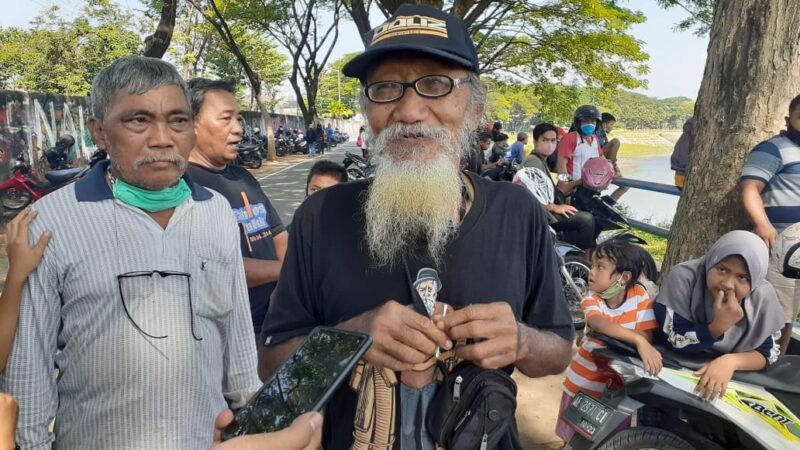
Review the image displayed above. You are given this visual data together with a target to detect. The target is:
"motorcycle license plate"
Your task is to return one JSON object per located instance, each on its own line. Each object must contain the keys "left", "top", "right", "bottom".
{"left": 564, "top": 392, "right": 615, "bottom": 439}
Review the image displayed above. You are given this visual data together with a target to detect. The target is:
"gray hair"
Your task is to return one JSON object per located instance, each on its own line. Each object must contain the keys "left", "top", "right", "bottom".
{"left": 359, "top": 72, "right": 486, "bottom": 128}
{"left": 90, "top": 56, "right": 190, "bottom": 121}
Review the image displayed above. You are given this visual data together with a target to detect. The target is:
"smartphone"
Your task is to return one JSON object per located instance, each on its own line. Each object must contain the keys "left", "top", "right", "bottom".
{"left": 221, "top": 326, "right": 372, "bottom": 440}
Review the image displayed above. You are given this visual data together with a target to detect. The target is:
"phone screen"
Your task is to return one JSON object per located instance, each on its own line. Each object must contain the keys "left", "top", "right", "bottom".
{"left": 223, "top": 327, "right": 371, "bottom": 439}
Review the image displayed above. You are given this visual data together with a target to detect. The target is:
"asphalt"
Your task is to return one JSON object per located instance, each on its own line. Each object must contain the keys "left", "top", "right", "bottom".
{"left": 257, "top": 143, "right": 353, "bottom": 224}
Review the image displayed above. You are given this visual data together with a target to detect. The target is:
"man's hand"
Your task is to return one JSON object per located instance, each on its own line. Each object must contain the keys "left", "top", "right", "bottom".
{"left": 709, "top": 290, "right": 744, "bottom": 338}
{"left": 437, "top": 302, "right": 519, "bottom": 369}
{"left": 694, "top": 355, "right": 736, "bottom": 401}
{"left": 634, "top": 337, "right": 662, "bottom": 376}
{"left": 212, "top": 409, "right": 322, "bottom": 450}
{"left": 550, "top": 204, "right": 577, "bottom": 218}
{"left": 6, "top": 208, "right": 51, "bottom": 279}
{"left": 340, "top": 300, "right": 451, "bottom": 371}
{"left": 754, "top": 222, "right": 778, "bottom": 249}
{"left": 0, "top": 393, "right": 18, "bottom": 450}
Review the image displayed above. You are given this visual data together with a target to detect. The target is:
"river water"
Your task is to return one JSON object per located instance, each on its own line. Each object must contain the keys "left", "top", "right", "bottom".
{"left": 612, "top": 155, "right": 679, "bottom": 226}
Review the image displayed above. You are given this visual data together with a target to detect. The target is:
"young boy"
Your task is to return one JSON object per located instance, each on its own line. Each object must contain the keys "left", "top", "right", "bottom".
{"left": 556, "top": 240, "right": 661, "bottom": 442}
{"left": 306, "top": 160, "right": 348, "bottom": 196}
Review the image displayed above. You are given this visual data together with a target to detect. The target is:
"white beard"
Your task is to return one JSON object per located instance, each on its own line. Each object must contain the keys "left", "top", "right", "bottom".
{"left": 364, "top": 122, "right": 473, "bottom": 269}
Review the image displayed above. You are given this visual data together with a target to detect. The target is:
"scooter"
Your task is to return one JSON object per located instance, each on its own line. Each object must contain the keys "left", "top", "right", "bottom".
{"left": 343, "top": 151, "right": 372, "bottom": 180}
{"left": 235, "top": 143, "right": 263, "bottom": 169}
{"left": 566, "top": 241, "right": 800, "bottom": 450}
{"left": 565, "top": 332, "right": 800, "bottom": 450}
{"left": 43, "top": 134, "right": 75, "bottom": 170}
{"left": 0, "top": 149, "right": 105, "bottom": 210}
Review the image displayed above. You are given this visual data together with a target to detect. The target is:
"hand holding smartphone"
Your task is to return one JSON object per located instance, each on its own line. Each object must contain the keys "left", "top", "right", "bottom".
{"left": 222, "top": 327, "right": 372, "bottom": 440}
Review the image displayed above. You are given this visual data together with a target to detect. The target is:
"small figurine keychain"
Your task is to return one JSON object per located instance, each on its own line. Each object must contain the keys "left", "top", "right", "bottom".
{"left": 413, "top": 268, "right": 447, "bottom": 357}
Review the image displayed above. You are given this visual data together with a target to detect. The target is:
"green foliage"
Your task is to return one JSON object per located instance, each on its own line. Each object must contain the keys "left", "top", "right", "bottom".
{"left": 0, "top": 1, "right": 141, "bottom": 95}
{"left": 655, "top": 0, "right": 714, "bottom": 36}
{"left": 317, "top": 53, "right": 361, "bottom": 118}
{"left": 485, "top": 83, "right": 694, "bottom": 131}
{"left": 600, "top": 91, "right": 694, "bottom": 129}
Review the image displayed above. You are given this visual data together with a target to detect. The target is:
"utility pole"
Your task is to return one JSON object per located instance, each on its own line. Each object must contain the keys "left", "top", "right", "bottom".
{"left": 337, "top": 70, "right": 342, "bottom": 103}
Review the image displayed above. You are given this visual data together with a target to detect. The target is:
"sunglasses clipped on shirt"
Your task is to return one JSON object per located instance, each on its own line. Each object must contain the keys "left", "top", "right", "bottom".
{"left": 365, "top": 74, "right": 472, "bottom": 103}
{"left": 117, "top": 270, "right": 203, "bottom": 341}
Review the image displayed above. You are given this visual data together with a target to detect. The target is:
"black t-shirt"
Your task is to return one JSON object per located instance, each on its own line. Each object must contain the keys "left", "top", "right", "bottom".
{"left": 187, "top": 163, "right": 285, "bottom": 334}
{"left": 263, "top": 173, "right": 573, "bottom": 450}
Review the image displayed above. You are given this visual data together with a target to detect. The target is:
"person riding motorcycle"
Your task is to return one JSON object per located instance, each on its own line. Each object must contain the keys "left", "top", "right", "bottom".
{"left": 521, "top": 123, "right": 597, "bottom": 250}
{"left": 555, "top": 105, "right": 604, "bottom": 195}
{"left": 557, "top": 105, "right": 628, "bottom": 211}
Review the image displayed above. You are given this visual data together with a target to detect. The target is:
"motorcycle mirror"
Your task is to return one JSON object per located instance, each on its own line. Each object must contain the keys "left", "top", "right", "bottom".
{"left": 783, "top": 242, "right": 800, "bottom": 279}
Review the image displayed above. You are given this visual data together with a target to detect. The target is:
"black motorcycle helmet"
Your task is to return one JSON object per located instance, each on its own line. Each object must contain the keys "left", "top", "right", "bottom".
{"left": 573, "top": 105, "right": 602, "bottom": 130}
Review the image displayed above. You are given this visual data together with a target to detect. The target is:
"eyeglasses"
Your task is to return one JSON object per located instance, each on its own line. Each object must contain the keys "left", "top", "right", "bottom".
{"left": 117, "top": 270, "right": 202, "bottom": 341}
{"left": 365, "top": 74, "right": 472, "bottom": 103}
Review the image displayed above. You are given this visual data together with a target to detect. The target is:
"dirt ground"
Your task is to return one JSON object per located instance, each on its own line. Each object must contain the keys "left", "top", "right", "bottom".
{"left": 0, "top": 152, "right": 569, "bottom": 448}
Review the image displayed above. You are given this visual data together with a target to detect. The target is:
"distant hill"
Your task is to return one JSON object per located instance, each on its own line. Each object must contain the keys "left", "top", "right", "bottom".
{"left": 601, "top": 91, "right": 694, "bottom": 129}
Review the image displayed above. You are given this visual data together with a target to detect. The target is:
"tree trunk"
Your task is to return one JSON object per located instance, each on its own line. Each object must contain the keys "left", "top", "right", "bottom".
{"left": 661, "top": 0, "right": 800, "bottom": 279}
{"left": 347, "top": 0, "right": 373, "bottom": 45}
{"left": 254, "top": 94, "right": 277, "bottom": 161}
{"left": 143, "top": 0, "right": 178, "bottom": 58}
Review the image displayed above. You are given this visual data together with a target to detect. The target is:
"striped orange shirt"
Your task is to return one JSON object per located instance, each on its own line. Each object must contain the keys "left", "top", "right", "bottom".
{"left": 563, "top": 284, "right": 658, "bottom": 398}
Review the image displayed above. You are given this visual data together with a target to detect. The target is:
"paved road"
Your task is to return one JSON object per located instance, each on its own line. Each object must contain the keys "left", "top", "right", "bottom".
{"left": 258, "top": 143, "right": 355, "bottom": 224}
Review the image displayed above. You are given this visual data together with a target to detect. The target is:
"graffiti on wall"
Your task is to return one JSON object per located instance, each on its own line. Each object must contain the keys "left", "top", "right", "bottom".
{"left": 0, "top": 90, "right": 363, "bottom": 181}
{"left": 0, "top": 90, "right": 96, "bottom": 179}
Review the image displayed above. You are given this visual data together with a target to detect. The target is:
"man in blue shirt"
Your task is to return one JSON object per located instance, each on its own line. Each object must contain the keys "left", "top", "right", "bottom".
{"left": 506, "top": 132, "right": 528, "bottom": 164}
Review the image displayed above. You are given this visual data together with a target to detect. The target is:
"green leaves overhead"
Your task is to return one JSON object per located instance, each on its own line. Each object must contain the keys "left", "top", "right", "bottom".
{"left": 317, "top": 52, "right": 362, "bottom": 118}
{"left": 0, "top": 2, "right": 141, "bottom": 95}
{"left": 655, "top": 0, "right": 714, "bottom": 36}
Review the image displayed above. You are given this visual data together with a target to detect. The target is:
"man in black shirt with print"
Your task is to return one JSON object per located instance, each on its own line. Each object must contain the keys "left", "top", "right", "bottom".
{"left": 185, "top": 79, "right": 287, "bottom": 349}
{"left": 260, "top": 6, "right": 573, "bottom": 450}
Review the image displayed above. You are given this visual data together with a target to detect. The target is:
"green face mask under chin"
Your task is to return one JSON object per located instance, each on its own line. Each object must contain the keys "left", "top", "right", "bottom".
{"left": 599, "top": 275, "right": 626, "bottom": 300}
{"left": 111, "top": 175, "right": 192, "bottom": 212}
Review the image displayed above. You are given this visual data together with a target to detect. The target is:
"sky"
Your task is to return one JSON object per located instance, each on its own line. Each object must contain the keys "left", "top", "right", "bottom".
{"left": 0, "top": 0, "right": 709, "bottom": 100}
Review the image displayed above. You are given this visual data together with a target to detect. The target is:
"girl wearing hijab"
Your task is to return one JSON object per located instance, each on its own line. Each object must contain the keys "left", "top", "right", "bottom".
{"left": 654, "top": 230, "right": 784, "bottom": 401}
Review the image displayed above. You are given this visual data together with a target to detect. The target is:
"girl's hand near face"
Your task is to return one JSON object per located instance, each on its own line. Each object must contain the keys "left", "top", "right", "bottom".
{"left": 709, "top": 289, "right": 744, "bottom": 338}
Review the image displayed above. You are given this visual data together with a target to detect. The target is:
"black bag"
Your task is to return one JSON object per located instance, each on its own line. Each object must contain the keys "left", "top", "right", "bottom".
{"left": 426, "top": 361, "right": 517, "bottom": 450}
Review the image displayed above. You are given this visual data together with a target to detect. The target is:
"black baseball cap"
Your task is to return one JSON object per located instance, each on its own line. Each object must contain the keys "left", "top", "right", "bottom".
{"left": 342, "top": 4, "right": 480, "bottom": 82}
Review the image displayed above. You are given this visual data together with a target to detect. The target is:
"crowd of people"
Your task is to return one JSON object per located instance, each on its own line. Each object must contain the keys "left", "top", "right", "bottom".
{"left": 0, "top": 4, "right": 799, "bottom": 450}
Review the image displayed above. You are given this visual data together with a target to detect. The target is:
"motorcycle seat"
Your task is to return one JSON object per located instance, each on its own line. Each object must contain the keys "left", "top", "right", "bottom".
{"left": 345, "top": 152, "right": 366, "bottom": 163}
{"left": 657, "top": 344, "right": 800, "bottom": 394}
{"left": 45, "top": 168, "right": 84, "bottom": 184}
{"left": 592, "top": 333, "right": 800, "bottom": 395}
{"left": 239, "top": 143, "right": 259, "bottom": 152}
{"left": 732, "top": 356, "right": 800, "bottom": 394}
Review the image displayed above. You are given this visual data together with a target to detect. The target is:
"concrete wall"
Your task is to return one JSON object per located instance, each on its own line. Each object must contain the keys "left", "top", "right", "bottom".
{"left": 0, "top": 90, "right": 364, "bottom": 180}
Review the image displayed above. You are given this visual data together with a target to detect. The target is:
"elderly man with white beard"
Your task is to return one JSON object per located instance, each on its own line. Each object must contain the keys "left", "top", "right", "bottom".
{"left": 259, "top": 5, "right": 573, "bottom": 450}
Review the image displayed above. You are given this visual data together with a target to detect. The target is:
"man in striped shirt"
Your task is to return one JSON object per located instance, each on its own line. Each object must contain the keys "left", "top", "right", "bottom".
{"left": 741, "top": 94, "right": 800, "bottom": 354}
{"left": 0, "top": 57, "right": 320, "bottom": 450}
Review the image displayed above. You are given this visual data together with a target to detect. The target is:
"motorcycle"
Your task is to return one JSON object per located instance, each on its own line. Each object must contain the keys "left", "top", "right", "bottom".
{"left": 565, "top": 332, "right": 800, "bottom": 450}
{"left": 342, "top": 151, "right": 372, "bottom": 180}
{"left": 0, "top": 149, "right": 106, "bottom": 210}
{"left": 235, "top": 143, "right": 263, "bottom": 169}
{"left": 43, "top": 134, "right": 75, "bottom": 170}
{"left": 553, "top": 227, "right": 591, "bottom": 333}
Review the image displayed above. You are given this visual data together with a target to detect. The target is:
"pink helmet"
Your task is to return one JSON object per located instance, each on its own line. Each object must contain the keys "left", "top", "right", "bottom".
{"left": 581, "top": 157, "right": 614, "bottom": 191}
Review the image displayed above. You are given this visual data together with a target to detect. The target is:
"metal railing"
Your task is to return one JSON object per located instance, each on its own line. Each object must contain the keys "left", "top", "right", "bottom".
{"left": 610, "top": 178, "right": 680, "bottom": 238}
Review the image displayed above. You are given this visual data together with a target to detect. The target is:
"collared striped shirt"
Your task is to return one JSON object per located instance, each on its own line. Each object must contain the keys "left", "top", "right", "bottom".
{"left": 563, "top": 285, "right": 658, "bottom": 398}
{"left": 0, "top": 162, "right": 260, "bottom": 449}
{"left": 741, "top": 131, "right": 800, "bottom": 232}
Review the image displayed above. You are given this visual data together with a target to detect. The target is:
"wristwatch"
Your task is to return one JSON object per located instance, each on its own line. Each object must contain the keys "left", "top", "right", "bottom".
{"left": 557, "top": 173, "right": 573, "bottom": 183}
